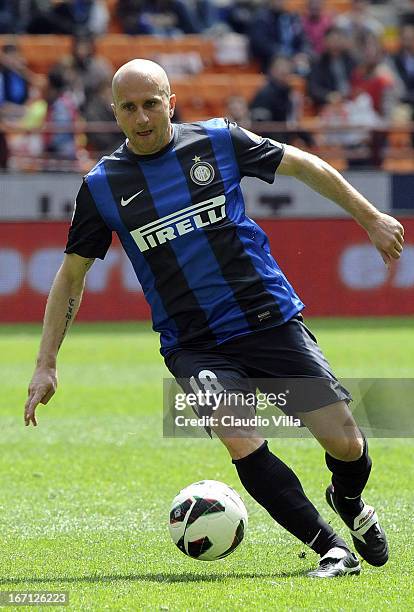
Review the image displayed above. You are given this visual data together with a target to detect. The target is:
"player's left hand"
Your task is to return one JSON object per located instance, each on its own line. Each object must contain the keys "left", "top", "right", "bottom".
{"left": 365, "top": 213, "right": 404, "bottom": 268}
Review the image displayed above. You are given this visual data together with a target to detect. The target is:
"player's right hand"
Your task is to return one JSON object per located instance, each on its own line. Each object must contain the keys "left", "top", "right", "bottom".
{"left": 24, "top": 367, "right": 58, "bottom": 427}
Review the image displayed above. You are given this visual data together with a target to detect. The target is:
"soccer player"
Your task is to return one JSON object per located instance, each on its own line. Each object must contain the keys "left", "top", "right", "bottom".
{"left": 24, "top": 60, "right": 404, "bottom": 578}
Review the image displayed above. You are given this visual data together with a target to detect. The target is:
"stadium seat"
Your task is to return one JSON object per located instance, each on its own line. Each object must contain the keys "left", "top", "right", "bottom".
{"left": 388, "top": 129, "right": 413, "bottom": 149}
{"left": 230, "top": 73, "right": 266, "bottom": 101}
{"left": 382, "top": 135, "right": 414, "bottom": 171}
{"left": 285, "top": 0, "right": 352, "bottom": 14}
{"left": 0, "top": 34, "right": 218, "bottom": 75}
{"left": 95, "top": 35, "right": 215, "bottom": 71}
{"left": 172, "top": 73, "right": 266, "bottom": 120}
{"left": 0, "top": 35, "right": 72, "bottom": 74}
{"left": 382, "top": 156, "right": 414, "bottom": 172}
{"left": 312, "top": 145, "right": 348, "bottom": 171}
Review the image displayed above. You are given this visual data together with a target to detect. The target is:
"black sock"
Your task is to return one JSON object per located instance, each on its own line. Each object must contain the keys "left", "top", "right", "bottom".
{"left": 325, "top": 434, "right": 372, "bottom": 516}
{"left": 233, "top": 441, "right": 348, "bottom": 556}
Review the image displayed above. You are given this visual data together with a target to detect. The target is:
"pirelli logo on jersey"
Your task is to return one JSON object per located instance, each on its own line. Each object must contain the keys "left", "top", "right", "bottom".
{"left": 131, "top": 195, "right": 226, "bottom": 252}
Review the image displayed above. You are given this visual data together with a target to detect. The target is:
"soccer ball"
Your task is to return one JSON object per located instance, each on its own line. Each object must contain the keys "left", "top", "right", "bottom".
{"left": 168, "top": 480, "right": 248, "bottom": 561}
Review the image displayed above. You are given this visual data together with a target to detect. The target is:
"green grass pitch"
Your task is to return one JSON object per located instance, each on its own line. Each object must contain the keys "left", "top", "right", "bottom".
{"left": 0, "top": 318, "right": 413, "bottom": 611}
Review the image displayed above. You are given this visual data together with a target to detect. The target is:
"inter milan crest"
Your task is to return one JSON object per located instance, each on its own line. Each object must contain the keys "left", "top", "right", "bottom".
{"left": 190, "top": 156, "right": 215, "bottom": 185}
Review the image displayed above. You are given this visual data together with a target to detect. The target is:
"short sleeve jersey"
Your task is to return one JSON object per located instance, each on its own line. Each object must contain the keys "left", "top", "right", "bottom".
{"left": 66, "top": 118, "right": 304, "bottom": 355}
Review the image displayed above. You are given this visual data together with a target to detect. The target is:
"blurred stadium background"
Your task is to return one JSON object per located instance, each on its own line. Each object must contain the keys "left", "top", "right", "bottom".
{"left": 0, "top": 0, "right": 413, "bottom": 323}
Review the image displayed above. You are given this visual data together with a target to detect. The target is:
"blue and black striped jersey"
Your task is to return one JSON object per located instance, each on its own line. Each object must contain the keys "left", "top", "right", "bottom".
{"left": 66, "top": 118, "right": 304, "bottom": 355}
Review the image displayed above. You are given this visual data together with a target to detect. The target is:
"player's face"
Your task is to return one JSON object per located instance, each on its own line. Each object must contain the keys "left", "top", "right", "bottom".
{"left": 112, "top": 77, "right": 176, "bottom": 155}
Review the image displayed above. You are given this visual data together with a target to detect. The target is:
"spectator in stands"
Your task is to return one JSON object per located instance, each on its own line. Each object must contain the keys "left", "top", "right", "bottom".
{"left": 190, "top": 0, "right": 221, "bottom": 33}
{"left": 393, "top": 23, "right": 414, "bottom": 145}
{"left": 0, "top": 42, "right": 32, "bottom": 112}
{"left": 335, "top": 0, "right": 384, "bottom": 60}
{"left": 117, "top": 0, "right": 143, "bottom": 34}
{"left": 249, "top": 0, "right": 308, "bottom": 73}
{"left": 350, "top": 33, "right": 400, "bottom": 119}
{"left": 43, "top": 67, "right": 79, "bottom": 160}
{"left": 318, "top": 35, "right": 401, "bottom": 166}
{"left": 80, "top": 0, "right": 109, "bottom": 35}
{"left": 225, "top": 1, "right": 259, "bottom": 36}
{"left": 0, "top": 0, "right": 15, "bottom": 33}
{"left": 308, "top": 26, "right": 355, "bottom": 110}
{"left": 6, "top": 81, "right": 48, "bottom": 163}
{"left": 302, "top": 0, "right": 334, "bottom": 57}
{"left": 225, "top": 95, "right": 252, "bottom": 129}
{"left": 250, "top": 56, "right": 295, "bottom": 123}
{"left": 393, "top": 24, "right": 414, "bottom": 115}
{"left": 84, "top": 78, "right": 122, "bottom": 156}
{"left": 27, "top": 0, "right": 104, "bottom": 35}
{"left": 117, "top": 0, "right": 203, "bottom": 36}
{"left": 250, "top": 55, "right": 311, "bottom": 145}
{"left": 397, "top": 0, "right": 414, "bottom": 26}
{"left": 0, "top": 42, "right": 45, "bottom": 168}
{"left": 27, "top": 0, "right": 76, "bottom": 34}
{"left": 3, "top": 1, "right": 34, "bottom": 33}
{"left": 56, "top": 35, "right": 112, "bottom": 112}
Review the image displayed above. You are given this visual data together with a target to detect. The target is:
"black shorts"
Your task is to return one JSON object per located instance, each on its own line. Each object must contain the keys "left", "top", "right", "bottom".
{"left": 164, "top": 315, "right": 351, "bottom": 421}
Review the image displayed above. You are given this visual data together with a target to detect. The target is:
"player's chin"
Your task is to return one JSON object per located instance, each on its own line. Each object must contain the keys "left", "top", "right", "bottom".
{"left": 133, "top": 138, "right": 159, "bottom": 154}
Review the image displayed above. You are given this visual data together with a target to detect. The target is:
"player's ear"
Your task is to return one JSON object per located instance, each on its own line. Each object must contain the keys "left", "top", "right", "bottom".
{"left": 169, "top": 94, "right": 176, "bottom": 118}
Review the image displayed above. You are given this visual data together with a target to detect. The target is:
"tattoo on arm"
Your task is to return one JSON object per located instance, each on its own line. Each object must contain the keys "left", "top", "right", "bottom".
{"left": 58, "top": 297, "right": 76, "bottom": 349}
{"left": 56, "top": 260, "right": 92, "bottom": 350}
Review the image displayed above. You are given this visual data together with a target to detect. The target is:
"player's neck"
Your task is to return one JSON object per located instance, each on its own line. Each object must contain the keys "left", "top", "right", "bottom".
{"left": 126, "top": 124, "right": 174, "bottom": 157}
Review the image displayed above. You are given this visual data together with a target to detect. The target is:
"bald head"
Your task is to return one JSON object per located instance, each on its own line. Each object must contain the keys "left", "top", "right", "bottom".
{"left": 111, "top": 59, "right": 176, "bottom": 156}
{"left": 112, "top": 59, "right": 170, "bottom": 103}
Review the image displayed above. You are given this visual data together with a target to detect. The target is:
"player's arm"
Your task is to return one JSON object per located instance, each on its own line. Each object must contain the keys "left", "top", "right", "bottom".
{"left": 277, "top": 144, "right": 404, "bottom": 266}
{"left": 24, "top": 253, "right": 94, "bottom": 427}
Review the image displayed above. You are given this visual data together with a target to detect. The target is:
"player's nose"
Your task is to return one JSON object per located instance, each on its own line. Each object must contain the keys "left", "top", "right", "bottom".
{"left": 135, "top": 107, "right": 149, "bottom": 126}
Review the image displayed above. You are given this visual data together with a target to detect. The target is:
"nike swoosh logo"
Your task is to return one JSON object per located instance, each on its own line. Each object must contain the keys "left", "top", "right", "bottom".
{"left": 306, "top": 528, "right": 321, "bottom": 548}
{"left": 121, "top": 190, "right": 144, "bottom": 206}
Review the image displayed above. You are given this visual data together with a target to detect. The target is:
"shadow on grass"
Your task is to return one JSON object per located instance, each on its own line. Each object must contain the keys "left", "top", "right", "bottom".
{"left": 0, "top": 569, "right": 308, "bottom": 585}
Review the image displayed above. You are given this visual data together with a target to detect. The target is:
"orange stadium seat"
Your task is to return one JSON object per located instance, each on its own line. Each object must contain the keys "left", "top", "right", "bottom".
{"left": 172, "top": 73, "right": 267, "bottom": 120}
{"left": 388, "top": 129, "right": 412, "bottom": 149}
{"left": 285, "top": 0, "right": 352, "bottom": 14}
{"left": 95, "top": 35, "right": 215, "bottom": 71}
{"left": 95, "top": 35, "right": 144, "bottom": 67}
{"left": 230, "top": 74, "right": 266, "bottom": 101}
{"left": 178, "top": 75, "right": 230, "bottom": 118}
{"left": 0, "top": 34, "right": 217, "bottom": 75}
{"left": 0, "top": 34, "right": 72, "bottom": 74}
{"left": 382, "top": 128, "right": 414, "bottom": 172}
{"left": 312, "top": 144, "right": 348, "bottom": 171}
{"left": 382, "top": 156, "right": 414, "bottom": 172}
